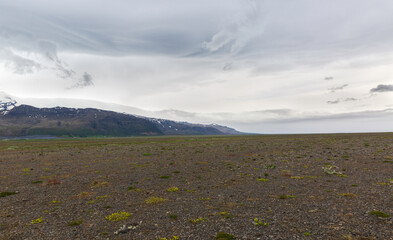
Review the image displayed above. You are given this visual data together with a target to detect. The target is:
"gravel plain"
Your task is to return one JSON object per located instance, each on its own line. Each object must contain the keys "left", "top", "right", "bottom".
{"left": 0, "top": 134, "right": 392, "bottom": 239}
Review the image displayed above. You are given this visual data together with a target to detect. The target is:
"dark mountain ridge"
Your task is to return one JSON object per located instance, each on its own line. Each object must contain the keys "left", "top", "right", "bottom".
{"left": 0, "top": 105, "right": 162, "bottom": 137}
{"left": 0, "top": 104, "right": 242, "bottom": 137}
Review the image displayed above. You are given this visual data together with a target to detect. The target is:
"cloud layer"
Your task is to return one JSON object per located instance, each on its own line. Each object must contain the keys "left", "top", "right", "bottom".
{"left": 0, "top": 0, "right": 393, "bottom": 133}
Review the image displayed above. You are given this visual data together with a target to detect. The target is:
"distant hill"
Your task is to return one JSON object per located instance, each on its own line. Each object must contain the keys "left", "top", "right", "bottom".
{"left": 0, "top": 105, "right": 162, "bottom": 137}
{"left": 148, "top": 118, "right": 242, "bottom": 135}
{"left": 148, "top": 118, "right": 222, "bottom": 135}
{"left": 0, "top": 104, "right": 243, "bottom": 137}
{"left": 0, "top": 91, "right": 244, "bottom": 137}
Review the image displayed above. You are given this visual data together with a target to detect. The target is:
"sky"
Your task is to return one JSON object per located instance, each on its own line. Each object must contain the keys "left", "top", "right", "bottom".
{"left": 0, "top": 0, "right": 393, "bottom": 133}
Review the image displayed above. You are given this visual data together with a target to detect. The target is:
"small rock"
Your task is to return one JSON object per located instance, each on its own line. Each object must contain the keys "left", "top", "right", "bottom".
{"left": 114, "top": 224, "right": 139, "bottom": 235}
{"left": 344, "top": 213, "right": 353, "bottom": 218}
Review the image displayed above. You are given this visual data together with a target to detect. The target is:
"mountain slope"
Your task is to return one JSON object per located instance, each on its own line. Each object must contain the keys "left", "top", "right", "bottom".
{"left": 0, "top": 92, "right": 244, "bottom": 137}
{"left": 0, "top": 105, "right": 243, "bottom": 137}
{"left": 147, "top": 118, "right": 243, "bottom": 135}
{"left": 0, "top": 105, "right": 163, "bottom": 137}
{"left": 148, "top": 118, "right": 223, "bottom": 135}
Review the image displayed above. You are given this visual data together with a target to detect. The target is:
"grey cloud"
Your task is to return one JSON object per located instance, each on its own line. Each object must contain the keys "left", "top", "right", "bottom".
{"left": 69, "top": 72, "right": 94, "bottom": 89}
{"left": 38, "top": 41, "right": 60, "bottom": 63}
{"left": 222, "top": 62, "right": 233, "bottom": 71}
{"left": 327, "top": 97, "right": 359, "bottom": 104}
{"left": 253, "top": 109, "right": 292, "bottom": 116}
{"left": 56, "top": 65, "right": 75, "bottom": 79}
{"left": 325, "top": 76, "right": 334, "bottom": 81}
{"left": 327, "top": 99, "right": 340, "bottom": 104}
{"left": 200, "top": 0, "right": 393, "bottom": 65}
{"left": 370, "top": 84, "right": 393, "bottom": 93}
{"left": 0, "top": 42, "right": 79, "bottom": 80}
{"left": 0, "top": 0, "right": 231, "bottom": 56}
{"left": 277, "top": 108, "right": 393, "bottom": 123}
{"left": 0, "top": 39, "right": 93, "bottom": 90}
{"left": 10, "top": 57, "right": 41, "bottom": 74}
{"left": 36, "top": 41, "right": 79, "bottom": 80}
{"left": 232, "top": 109, "right": 393, "bottom": 134}
{"left": 203, "top": 0, "right": 263, "bottom": 55}
{"left": 0, "top": 49, "right": 41, "bottom": 74}
{"left": 343, "top": 98, "right": 358, "bottom": 102}
{"left": 80, "top": 72, "right": 94, "bottom": 86}
{"left": 328, "top": 84, "right": 348, "bottom": 93}
{"left": 1, "top": 0, "right": 393, "bottom": 64}
{"left": 229, "top": 108, "right": 393, "bottom": 125}
{"left": 0, "top": 27, "right": 89, "bottom": 83}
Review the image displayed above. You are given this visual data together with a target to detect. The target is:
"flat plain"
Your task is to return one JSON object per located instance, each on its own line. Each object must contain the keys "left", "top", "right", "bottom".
{"left": 0, "top": 133, "right": 392, "bottom": 239}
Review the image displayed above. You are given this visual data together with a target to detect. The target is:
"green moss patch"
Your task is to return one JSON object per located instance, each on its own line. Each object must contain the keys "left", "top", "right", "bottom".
{"left": 369, "top": 211, "right": 390, "bottom": 218}
{"left": 0, "top": 192, "right": 18, "bottom": 198}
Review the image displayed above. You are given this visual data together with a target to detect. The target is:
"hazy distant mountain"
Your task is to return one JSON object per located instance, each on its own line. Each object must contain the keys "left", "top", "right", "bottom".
{"left": 144, "top": 117, "right": 242, "bottom": 135}
{"left": 0, "top": 93, "right": 243, "bottom": 137}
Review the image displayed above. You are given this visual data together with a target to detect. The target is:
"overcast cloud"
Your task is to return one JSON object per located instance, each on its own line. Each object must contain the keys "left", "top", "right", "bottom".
{"left": 0, "top": 0, "right": 393, "bottom": 133}
{"left": 328, "top": 84, "right": 349, "bottom": 93}
{"left": 370, "top": 84, "right": 393, "bottom": 93}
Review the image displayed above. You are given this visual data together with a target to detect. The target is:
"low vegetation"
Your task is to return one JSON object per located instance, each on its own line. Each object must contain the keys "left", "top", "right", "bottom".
{"left": 216, "top": 232, "right": 235, "bottom": 240}
{"left": 369, "top": 211, "right": 390, "bottom": 218}
{"left": 105, "top": 212, "right": 132, "bottom": 222}
{"left": 67, "top": 220, "right": 83, "bottom": 226}
{"left": 1, "top": 134, "right": 392, "bottom": 239}
{"left": 145, "top": 197, "right": 166, "bottom": 204}
{"left": 0, "top": 192, "right": 18, "bottom": 198}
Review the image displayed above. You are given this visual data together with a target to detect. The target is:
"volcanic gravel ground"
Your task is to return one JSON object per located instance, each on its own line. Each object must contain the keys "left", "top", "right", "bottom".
{"left": 0, "top": 134, "right": 392, "bottom": 239}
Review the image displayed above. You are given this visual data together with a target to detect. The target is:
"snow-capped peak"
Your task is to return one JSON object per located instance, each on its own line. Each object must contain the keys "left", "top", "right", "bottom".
{"left": 0, "top": 91, "right": 18, "bottom": 115}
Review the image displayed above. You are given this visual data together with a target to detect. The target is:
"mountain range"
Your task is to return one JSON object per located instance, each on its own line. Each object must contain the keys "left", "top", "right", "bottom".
{"left": 0, "top": 92, "right": 242, "bottom": 137}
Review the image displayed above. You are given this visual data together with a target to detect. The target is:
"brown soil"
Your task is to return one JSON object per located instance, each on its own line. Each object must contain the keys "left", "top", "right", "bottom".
{"left": 0, "top": 134, "right": 392, "bottom": 239}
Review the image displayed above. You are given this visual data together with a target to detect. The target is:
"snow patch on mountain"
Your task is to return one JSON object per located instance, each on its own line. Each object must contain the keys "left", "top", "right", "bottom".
{"left": 0, "top": 92, "right": 19, "bottom": 115}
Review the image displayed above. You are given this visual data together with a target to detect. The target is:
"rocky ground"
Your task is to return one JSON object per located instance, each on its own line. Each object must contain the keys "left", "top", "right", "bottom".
{"left": 0, "top": 133, "right": 392, "bottom": 239}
